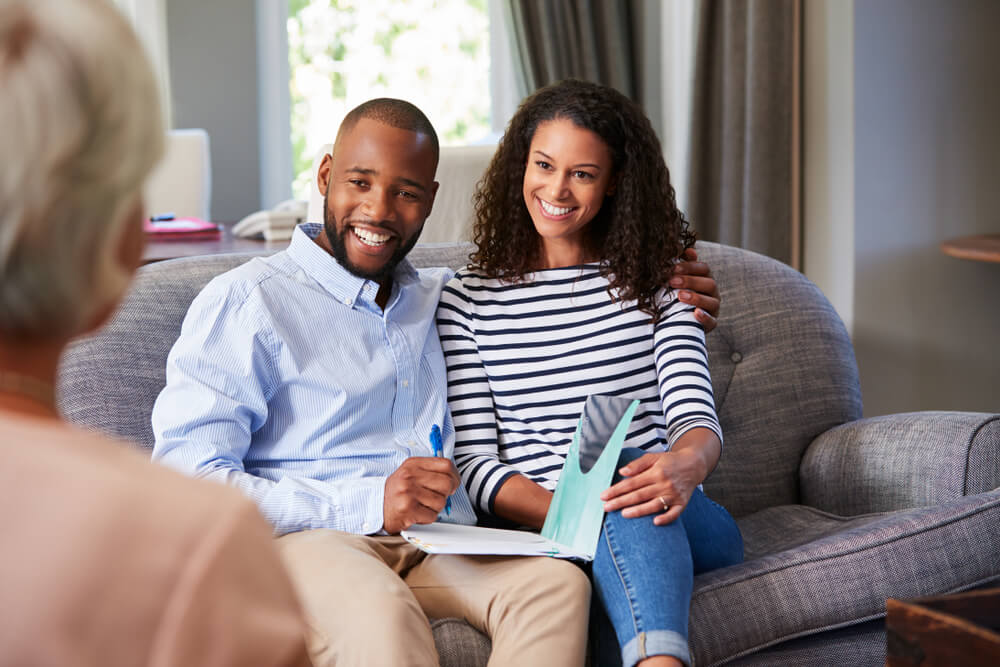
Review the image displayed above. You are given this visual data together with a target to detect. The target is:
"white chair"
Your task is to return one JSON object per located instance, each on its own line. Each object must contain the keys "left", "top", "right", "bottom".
{"left": 306, "top": 143, "right": 495, "bottom": 243}
{"left": 144, "top": 129, "right": 212, "bottom": 221}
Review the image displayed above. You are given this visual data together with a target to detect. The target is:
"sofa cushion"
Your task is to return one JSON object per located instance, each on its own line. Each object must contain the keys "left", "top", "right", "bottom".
{"left": 689, "top": 490, "right": 1000, "bottom": 665}
{"left": 692, "top": 242, "right": 863, "bottom": 518}
{"left": 432, "top": 618, "right": 490, "bottom": 667}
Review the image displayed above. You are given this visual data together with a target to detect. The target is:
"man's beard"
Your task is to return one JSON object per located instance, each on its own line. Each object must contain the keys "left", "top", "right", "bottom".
{"left": 323, "top": 194, "right": 423, "bottom": 283}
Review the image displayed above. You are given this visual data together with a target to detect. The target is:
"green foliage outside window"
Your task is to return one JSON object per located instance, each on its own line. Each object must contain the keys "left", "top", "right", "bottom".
{"left": 287, "top": 0, "right": 491, "bottom": 200}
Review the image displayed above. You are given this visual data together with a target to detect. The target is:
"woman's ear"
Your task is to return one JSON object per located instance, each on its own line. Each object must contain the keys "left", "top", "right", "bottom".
{"left": 84, "top": 198, "right": 145, "bottom": 337}
{"left": 115, "top": 198, "right": 146, "bottom": 274}
{"left": 606, "top": 177, "right": 619, "bottom": 197}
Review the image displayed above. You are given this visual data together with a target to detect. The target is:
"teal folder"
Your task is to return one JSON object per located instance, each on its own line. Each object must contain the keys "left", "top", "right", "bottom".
{"left": 404, "top": 394, "right": 640, "bottom": 561}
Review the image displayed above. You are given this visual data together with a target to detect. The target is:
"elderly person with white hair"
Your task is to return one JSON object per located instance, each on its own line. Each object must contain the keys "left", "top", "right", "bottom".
{"left": 0, "top": 1, "right": 310, "bottom": 664}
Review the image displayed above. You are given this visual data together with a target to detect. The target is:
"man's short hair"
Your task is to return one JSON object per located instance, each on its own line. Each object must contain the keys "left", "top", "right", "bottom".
{"left": 0, "top": 0, "right": 164, "bottom": 339}
{"left": 334, "top": 98, "right": 440, "bottom": 165}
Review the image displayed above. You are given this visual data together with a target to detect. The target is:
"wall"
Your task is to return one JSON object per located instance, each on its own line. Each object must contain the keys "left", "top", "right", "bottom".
{"left": 852, "top": 0, "right": 1000, "bottom": 415}
{"left": 166, "top": 0, "right": 261, "bottom": 221}
{"left": 802, "top": 0, "right": 854, "bottom": 333}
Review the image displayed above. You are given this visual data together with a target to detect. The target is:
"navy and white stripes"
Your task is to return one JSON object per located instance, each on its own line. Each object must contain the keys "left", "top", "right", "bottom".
{"left": 436, "top": 264, "right": 721, "bottom": 514}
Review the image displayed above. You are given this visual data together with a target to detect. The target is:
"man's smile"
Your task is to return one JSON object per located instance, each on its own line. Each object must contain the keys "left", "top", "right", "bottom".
{"left": 351, "top": 225, "right": 393, "bottom": 248}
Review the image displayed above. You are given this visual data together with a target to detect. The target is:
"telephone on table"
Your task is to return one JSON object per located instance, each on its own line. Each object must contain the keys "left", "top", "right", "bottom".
{"left": 232, "top": 199, "right": 308, "bottom": 241}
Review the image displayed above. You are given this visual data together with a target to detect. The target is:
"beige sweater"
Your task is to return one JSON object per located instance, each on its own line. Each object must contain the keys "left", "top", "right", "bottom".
{"left": 0, "top": 411, "right": 311, "bottom": 666}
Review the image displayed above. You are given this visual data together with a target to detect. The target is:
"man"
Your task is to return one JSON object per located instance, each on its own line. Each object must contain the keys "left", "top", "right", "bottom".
{"left": 152, "top": 98, "right": 721, "bottom": 666}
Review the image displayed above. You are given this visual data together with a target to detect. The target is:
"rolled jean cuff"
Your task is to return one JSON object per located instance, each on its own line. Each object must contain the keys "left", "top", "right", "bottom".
{"left": 622, "top": 629, "right": 691, "bottom": 667}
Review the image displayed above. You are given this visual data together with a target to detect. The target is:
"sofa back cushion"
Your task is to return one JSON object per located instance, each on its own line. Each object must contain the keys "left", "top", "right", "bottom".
{"left": 57, "top": 241, "right": 861, "bottom": 517}
{"left": 693, "top": 242, "right": 862, "bottom": 516}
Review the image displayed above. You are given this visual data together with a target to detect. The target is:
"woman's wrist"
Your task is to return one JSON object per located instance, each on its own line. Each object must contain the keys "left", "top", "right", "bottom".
{"left": 493, "top": 474, "right": 553, "bottom": 530}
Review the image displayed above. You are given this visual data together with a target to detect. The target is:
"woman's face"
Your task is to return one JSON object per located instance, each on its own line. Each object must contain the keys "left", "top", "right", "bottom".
{"left": 522, "top": 118, "right": 615, "bottom": 259}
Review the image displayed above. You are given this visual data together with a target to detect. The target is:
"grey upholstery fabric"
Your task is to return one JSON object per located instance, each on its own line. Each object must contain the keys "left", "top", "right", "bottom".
{"left": 692, "top": 491, "right": 1000, "bottom": 665}
{"left": 801, "top": 412, "right": 1000, "bottom": 515}
{"left": 696, "top": 242, "right": 862, "bottom": 517}
{"left": 431, "top": 618, "right": 490, "bottom": 667}
{"left": 56, "top": 240, "right": 1000, "bottom": 665}
{"left": 726, "top": 619, "right": 886, "bottom": 666}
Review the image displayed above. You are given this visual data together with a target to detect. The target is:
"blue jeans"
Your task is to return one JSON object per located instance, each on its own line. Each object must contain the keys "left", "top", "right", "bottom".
{"left": 589, "top": 448, "right": 744, "bottom": 667}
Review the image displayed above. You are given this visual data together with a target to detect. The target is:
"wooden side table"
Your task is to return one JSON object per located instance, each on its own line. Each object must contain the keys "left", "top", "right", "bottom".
{"left": 142, "top": 222, "right": 288, "bottom": 263}
{"left": 940, "top": 235, "right": 1000, "bottom": 263}
{"left": 886, "top": 588, "right": 1000, "bottom": 665}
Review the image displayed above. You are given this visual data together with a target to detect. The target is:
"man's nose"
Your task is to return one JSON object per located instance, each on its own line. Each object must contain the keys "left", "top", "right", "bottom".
{"left": 361, "top": 188, "right": 393, "bottom": 221}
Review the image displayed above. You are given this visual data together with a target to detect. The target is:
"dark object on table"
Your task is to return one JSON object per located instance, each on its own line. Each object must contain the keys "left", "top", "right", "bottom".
{"left": 887, "top": 588, "right": 1000, "bottom": 666}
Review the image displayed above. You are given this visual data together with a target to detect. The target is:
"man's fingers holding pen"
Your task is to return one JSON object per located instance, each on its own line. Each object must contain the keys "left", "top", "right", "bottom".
{"left": 382, "top": 457, "right": 459, "bottom": 533}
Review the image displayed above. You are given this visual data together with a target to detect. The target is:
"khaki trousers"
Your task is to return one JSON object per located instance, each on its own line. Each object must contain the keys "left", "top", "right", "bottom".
{"left": 277, "top": 529, "right": 590, "bottom": 667}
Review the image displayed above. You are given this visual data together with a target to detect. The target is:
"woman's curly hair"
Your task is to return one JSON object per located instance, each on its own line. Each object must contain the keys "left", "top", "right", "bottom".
{"left": 471, "top": 78, "right": 695, "bottom": 322}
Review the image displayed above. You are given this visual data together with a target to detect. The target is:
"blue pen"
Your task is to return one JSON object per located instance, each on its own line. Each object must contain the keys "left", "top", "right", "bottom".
{"left": 430, "top": 424, "right": 451, "bottom": 515}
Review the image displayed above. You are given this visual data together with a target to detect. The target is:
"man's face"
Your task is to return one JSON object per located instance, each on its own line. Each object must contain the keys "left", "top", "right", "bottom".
{"left": 317, "top": 118, "right": 438, "bottom": 282}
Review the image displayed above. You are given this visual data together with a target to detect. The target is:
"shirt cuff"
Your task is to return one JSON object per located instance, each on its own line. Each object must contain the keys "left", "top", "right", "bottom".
{"left": 341, "top": 476, "right": 387, "bottom": 535}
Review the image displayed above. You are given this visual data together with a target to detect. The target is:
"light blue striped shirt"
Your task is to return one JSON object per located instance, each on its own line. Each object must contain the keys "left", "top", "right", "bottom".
{"left": 151, "top": 223, "right": 477, "bottom": 536}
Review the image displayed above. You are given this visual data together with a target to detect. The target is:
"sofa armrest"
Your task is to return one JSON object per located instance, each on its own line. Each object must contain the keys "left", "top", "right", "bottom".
{"left": 799, "top": 412, "right": 1000, "bottom": 515}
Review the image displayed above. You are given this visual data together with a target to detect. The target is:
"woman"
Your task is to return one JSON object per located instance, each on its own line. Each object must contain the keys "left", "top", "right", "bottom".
{"left": 0, "top": 1, "right": 308, "bottom": 663}
{"left": 437, "top": 79, "right": 743, "bottom": 667}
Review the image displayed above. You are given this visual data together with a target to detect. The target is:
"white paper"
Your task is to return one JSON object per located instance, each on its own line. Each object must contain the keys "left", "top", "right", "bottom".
{"left": 401, "top": 522, "right": 591, "bottom": 561}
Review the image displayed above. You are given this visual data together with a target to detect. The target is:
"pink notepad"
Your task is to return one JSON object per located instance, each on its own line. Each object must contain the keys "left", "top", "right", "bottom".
{"left": 143, "top": 217, "right": 220, "bottom": 239}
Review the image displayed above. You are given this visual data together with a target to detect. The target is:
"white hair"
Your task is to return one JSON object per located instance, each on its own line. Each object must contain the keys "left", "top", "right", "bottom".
{"left": 0, "top": 0, "right": 164, "bottom": 339}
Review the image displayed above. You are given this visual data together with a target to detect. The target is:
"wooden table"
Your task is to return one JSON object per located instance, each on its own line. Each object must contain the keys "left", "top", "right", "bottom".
{"left": 886, "top": 588, "right": 1000, "bottom": 665}
{"left": 940, "top": 235, "right": 1000, "bottom": 263}
{"left": 142, "top": 223, "right": 288, "bottom": 263}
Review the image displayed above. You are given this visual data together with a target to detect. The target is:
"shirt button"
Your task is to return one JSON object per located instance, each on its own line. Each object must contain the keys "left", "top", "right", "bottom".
{"left": 362, "top": 522, "right": 370, "bottom": 531}
{"left": 344, "top": 298, "right": 353, "bottom": 306}
{"left": 731, "top": 352, "right": 742, "bottom": 363}
{"left": 408, "top": 440, "right": 417, "bottom": 447}
{"left": 402, "top": 379, "right": 409, "bottom": 387}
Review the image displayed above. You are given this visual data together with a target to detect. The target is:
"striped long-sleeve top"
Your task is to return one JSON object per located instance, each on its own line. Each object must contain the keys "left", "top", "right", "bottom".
{"left": 436, "top": 263, "right": 722, "bottom": 514}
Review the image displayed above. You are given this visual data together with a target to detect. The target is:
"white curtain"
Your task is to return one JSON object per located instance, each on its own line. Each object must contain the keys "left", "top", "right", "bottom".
{"left": 659, "top": 0, "right": 697, "bottom": 212}
{"left": 112, "top": 0, "right": 172, "bottom": 127}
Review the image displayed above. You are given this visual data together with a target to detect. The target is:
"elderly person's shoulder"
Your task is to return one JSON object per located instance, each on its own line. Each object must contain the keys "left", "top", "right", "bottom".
{"left": 0, "top": 412, "right": 306, "bottom": 667}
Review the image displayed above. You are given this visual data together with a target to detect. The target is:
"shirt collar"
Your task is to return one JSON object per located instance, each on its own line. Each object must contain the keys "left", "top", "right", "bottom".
{"left": 287, "top": 223, "right": 419, "bottom": 308}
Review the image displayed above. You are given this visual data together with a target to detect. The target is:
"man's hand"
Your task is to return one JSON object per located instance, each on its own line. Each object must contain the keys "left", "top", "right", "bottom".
{"left": 382, "top": 457, "right": 460, "bottom": 534}
{"left": 671, "top": 247, "right": 720, "bottom": 332}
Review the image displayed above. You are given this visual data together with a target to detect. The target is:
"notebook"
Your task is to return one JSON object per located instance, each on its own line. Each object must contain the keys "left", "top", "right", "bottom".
{"left": 402, "top": 395, "right": 639, "bottom": 561}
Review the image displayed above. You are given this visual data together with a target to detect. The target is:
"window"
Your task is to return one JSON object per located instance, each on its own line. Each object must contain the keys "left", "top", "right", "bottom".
{"left": 286, "top": 0, "right": 494, "bottom": 200}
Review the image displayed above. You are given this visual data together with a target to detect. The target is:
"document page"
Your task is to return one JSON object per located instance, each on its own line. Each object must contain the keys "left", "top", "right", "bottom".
{"left": 401, "top": 522, "right": 591, "bottom": 560}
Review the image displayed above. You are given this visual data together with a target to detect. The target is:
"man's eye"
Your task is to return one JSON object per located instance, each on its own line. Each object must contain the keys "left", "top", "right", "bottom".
{"left": 349, "top": 179, "right": 368, "bottom": 188}
{"left": 398, "top": 190, "right": 418, "bottom": 200}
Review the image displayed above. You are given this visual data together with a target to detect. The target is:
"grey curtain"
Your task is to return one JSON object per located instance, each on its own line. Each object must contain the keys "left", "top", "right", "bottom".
{"left": 503, "top": 0, "right": 663, "bottom": 136}
{"left": 687, "top": 0, "right": 802, "bottom": 268}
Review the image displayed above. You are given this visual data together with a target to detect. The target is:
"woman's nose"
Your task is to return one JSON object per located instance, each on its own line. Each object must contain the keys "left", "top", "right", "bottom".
{"left": 547, "top": 174, "right": 570, "bottom": 200}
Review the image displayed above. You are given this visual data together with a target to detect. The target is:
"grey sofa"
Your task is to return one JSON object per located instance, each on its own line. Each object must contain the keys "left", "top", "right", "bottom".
{"left": 57, "top": 241, "right": 1000, "bottom": 666}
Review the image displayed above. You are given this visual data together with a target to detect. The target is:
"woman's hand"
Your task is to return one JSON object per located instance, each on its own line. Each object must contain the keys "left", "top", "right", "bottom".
{"left": 600, "top": 430, "right": 721, "bottom": 526}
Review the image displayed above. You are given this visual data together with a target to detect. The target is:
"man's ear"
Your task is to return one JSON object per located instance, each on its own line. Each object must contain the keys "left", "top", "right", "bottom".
{"left": 317, "top": 152, "right": 333, "bottom": 196}
{"left": 424, "top": 180, "right": 440, "bottom": 218}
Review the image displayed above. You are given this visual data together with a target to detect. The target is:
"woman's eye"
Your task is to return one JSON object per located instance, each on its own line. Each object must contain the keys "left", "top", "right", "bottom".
{"left": 574, "top": 171, "right": 595, "bottom": 180}
{"left": 535, "top": 160, "right": 551, "bottom": 170}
